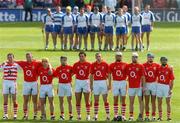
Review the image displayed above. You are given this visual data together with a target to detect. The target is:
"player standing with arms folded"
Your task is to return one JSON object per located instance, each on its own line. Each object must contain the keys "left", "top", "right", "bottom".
{"left": 62, "top": 6, "right": 75, "bottom": 50}
{"left": 37, "top": 58, "right": 55, "bottom": 120}
{"left": 54, "top": 56, "right": 73, "bottom": 120}
{"left": 90, "top": 53, "right": 111, "bottom": 121}
{"left": 109, "top": 52, "right": 127, "bottom": 121}
{"left": 125, "top": 52, "right": 145, "bottom": 121}
{"left": 141, "top": 5, "right": 155, "bottom": 51}
{"left": 156, "top": 57, "right": 175, "bottom": 121}
{"left": 115, "top": 8, "right": 127, "bottom": 51}
{"left": 16, "top": 53, "right": 42, "bottom": 120}
{"left": 42, "top": 8, "right": 54, "bottom": 50}
{"left": 131, "top": 7, "right": 143, "bottom": 51}
{"left": 143, "top": 53, "right": 160, "bottom": 121}
{"left": 73, "top": 52, "right": 91, "bottom": 121}
{"left": 76, "top": 7, "right": 89, "bottom": 51}
{"left": 52, "top": 6, "right": 64, "bottom": 50}
{"left": 89, "top": 7, "right": 103, "bottom": 51}
{"left": 103, "top": 7, "right": 115, "bottom": 51}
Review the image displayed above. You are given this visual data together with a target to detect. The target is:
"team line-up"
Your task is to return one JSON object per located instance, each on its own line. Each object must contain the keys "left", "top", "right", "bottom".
{"left": 0, "top": 52, "right": 174, "bottom": 122}
{"left": 42, "top": 5, "right": 154, "bottom": 52}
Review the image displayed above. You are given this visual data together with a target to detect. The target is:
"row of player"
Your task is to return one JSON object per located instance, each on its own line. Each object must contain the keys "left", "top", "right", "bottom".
{"left": 42, "top": 5, "right": 154, "bottom": 51}
{"left": 0, "top": 52, "right": 174, "bottom": 121}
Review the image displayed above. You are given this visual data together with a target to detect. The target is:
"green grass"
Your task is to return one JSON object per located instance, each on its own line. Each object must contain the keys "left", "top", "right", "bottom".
{"left": 0, "top": 22, "right": 180, "bottom": 123}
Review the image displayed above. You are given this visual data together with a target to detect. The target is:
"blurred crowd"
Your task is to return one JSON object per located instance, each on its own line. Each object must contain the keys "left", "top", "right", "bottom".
{"left": 0, "top": 0, "right": 180, "bottom": 9}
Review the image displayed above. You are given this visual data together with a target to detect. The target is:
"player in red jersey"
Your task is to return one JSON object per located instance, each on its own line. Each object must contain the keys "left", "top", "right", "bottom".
{"left": 54, "top": 56, "right": 73, "bottom": 121}
{"left": 143, "top": 53, "right": 160, "bottom": 121}
{"left": 37, "top": 58, "right": 55, "bottom": 120}
{"left": 125, "top": 52, "right": 145, "bottom": 121}
{"left": 73, "top": 51, "right": 91, "bottom": 121}
{"left": 0, "top": 53, "right": 21, "bottom": 120}
{"left": 16, "top": 53, "right": 42, "bottom": 120}
{"left": 90, "top": 53, "right": 111, "bottom": 121}
{"left": 109, "top": 52, "right": 128, "bottom": 121}
{"left": 156, "top": 57, "right": 175, "bottom": 121}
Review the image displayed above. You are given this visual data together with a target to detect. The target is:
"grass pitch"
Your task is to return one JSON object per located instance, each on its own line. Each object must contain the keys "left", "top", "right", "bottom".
{"left": 0, "top": 22, "right": 180, "bottom": 123}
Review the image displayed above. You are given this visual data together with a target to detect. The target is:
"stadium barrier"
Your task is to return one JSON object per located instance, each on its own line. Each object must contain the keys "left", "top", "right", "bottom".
{"left": 0, "top": 8, "right": 180, "bottom": 22}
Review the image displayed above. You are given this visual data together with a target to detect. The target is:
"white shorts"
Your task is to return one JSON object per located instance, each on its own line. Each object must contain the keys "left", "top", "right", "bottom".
{"left": 40, "top": 84, "right": 54, "bottom": 98}
{"left": 3, "top": 80, "right": 17, "bottom": 94}
{"left": 23, "top": 81, "right": 38, "bottom": 95}
{"left": 113, "top": 80, "right": 127, "bottom": 96}
{"left": 128, "top": 88, "right": 142, "bottom": 97}
{"left": 93, "top": 80, "right": 108, "bottom": 95}
{"left": 156, "top": 83, "right": 170, "bottom": 98}
{"left": 144, "top": 82, "right": 157, "bottom": 96}
{"left": 75, "top": 79, "right": 90, "bottom": 93}
{"left": 58, "top": 83, "right": 72, "bottom": 97}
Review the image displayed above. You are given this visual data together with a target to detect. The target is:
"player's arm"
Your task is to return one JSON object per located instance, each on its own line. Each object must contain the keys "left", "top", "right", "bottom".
{"left": 48, "top": 63, "right": 53, "bottom": 75}
{"left": 90, "top": 74, "right": 94, "bottom": 91}
{"left": 108, "top": 73, "right": 112, "bottom": 90}
{"left": 169, "top": 66, "right": 175, "bottom": 94}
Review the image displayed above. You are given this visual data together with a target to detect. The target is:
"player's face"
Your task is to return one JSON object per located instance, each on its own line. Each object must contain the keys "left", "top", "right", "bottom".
{"left": 123, "top": 6, "right": 127, "bottom": 12}
{"left": 80, "top": 9, "right": 84, "bottom": 14}
{"left": 116, "top": 55, "right": 122, "bottom": 61}
{"left": 161, "top": 59, "right": 167, "bottom": 66}
{"left": 61, "top": 58, "right": 67, "bottom": 66}
{"left": 145, "top": 5, "right": 150, "bottom": 11}
{"left": 7, "top": 55, "right": 14, "bottom": 63}
{"left": 118, "top": 9, "right": 123, "bottom": 15}
{"left": 74, "top": 8, "right": 78, "bottom": 13}
{"left": 94, "top": 8, "right": 98, "bottom": 13}
{"left": 79, "top": 54, "right": 86, "bottom": 61}
{"left": 96, "top": 54, "right": 102, "bottom": 62}
{"left": 134, "top": 7, "right": 139, "bottom": 14}
{"left": 107, "top": 7, "right": 111, "bottom": 13}
{"left": 102, "top": 6, "right": 107, "bottom": 13}
{"left": 147, "top": 57, "right": 154, "bottom": 63}
{"left": 87, "top": 7, "right": 91, "bottom": 12}
{"left": 132, "top": 56, "right": 138, "bottom": 63}
{"left": 26, "top": 54, "right": 32, "bottom": 62}
{"left": 56, "top": 6, "right": 61, "bottom": 12}
{"left": 42, "top": 60, "right": 49, "bottom": 67}
{"left": 47, "top": 9, "right": 51, "bottom": 15}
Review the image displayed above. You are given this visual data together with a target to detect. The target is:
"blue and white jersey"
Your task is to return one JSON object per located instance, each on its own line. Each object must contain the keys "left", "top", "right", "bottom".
{"left": 72, "top": 12, "right": 80, "bottom": 25}
{"left": 76, "top": 14, "right": 88, "bottom": 28}
{"left": 42, "top": 14, "right": 54, "bottom": 25}
{"left": 115, "top": 15, "right": 127, "bottom": 28}
{"left": 62, "top": 14, "right": 75, "bottom": 27}
{"left": 131, "top": 14, "right": 142, "bottom": 27}
{"left": 141, "top": 10, "right": 155, "bottom": 25}
{"left": 124, "top": 12, "right": 131, "bottom": 24}
{"left": 103, "top": 13, "right": 115, "bottom": 27}
{"left": 101, "top": 12, "right": 107, "bottom": 17}
{"left": 52, "top": 11, "right": 64, "bottom": 25}
{"left": 85, "top": 11, "right": 93, "bottom": 25}
{"left": 89, "top": 12, "right": 103, "bottom": 26}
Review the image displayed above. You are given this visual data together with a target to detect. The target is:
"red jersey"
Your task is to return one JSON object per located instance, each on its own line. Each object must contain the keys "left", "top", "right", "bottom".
{"left": 38, "top": 66, "right": 55, "bottom": 85}
{"left": 16, "top": 61, "right": 42, "bottom": 82}
{"left": 73, "top": 61, "right": 91, "bottom": 80}
{"left": 157, "top": 65, "right": 175, "bottom": 85}
{"left": 143, "top": 62, "right": 160, "bottom": 83}
{"left": 90, "top": 61, "right": 109, "bottom": 81}
{"left": 55, "top": 65, "right": 73, "bottom": 83}
{"left": 126, "top": 63, "right": 145, "bottom": 88}
{"left": 109, "top": 61, "right": 127, "bottom": 81}
{"left": 0, "top": 62, "right": 20, "bottom": 81}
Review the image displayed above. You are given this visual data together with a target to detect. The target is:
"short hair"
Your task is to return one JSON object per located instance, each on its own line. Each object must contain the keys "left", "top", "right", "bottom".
{"left": 95, "top": 52, "right": 101, "bottom": 56}
{"left": 79, "top": 51, "right": 86, "bottom": 57}
{"left": 26, "top": 52, "right": 32, "bottom": 56}
{"left": 80, "top": 7, "right": 85, "bottom": 10}
{"left": 7, "top": 53, "right": 14, "bottom": 58}
{"left": 42, "top": 57, "right": 49, "bottom": 62}
{"left": 60, "top": 56, "right": 67, "bottom": 60}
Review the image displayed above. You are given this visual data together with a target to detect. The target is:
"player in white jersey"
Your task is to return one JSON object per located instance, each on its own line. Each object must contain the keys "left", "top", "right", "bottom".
{"left": 141, "top": 5, "right": 155, "bottom": 51}
{"left": 122, "top": 5, "right": 131, "bottom": 50}
{"left": 72, "top": 6, "right": 80, "bottom": 50}
{"left": 52, "top": 6, "right": 64, "bottom": 50}
{"left": 0, "top": 53, "right": 21, "bottom": 120}
{"left": 131, "top": 7, "right": 143, "bottom": 51}
{"left": 62, "top": 6, "right": 75, "bottom": 50}
{"left": 89, "top": 7, "right": 103, "bottom": 51}
{"left": 115, "top": 8, "right": 127, "bottom": 51}
{"left": 42, "top": 8, "right": 54, "bottom": 50}
{"left": 100, "top": 5, "right": 107, "bottom": 44}
{"left": 76, "top": 8, "right": 88, "bottom": 50}
{"left": 103, "top": 7, "right": 115, "bottom": 51}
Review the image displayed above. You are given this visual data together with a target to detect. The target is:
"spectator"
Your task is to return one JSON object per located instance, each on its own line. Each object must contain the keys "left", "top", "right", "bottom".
{"left": 16, "top": 0, "right": 24, "bottom": 8}
{"left": 104, "top": 0, "right": 116, "bottom": 12}
{"left": 153, "top": 0, "right": 167, "bottom": 8}
{"left": 24, "top": 0, "right": 33, "bottom": 21}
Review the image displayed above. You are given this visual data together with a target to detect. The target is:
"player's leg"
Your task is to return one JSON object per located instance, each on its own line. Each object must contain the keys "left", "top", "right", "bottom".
{"left": 94, "top": 95, "right": 100, "bottom": 120}
{"left": 75, "top": 92, "right": 82, "bottom": 120}
{"left": 141, "top": 32, "right": 145, "bottom": 48}
{"left": 59, "top": 97, "right": 64, "bottom": 120}
{"left": 146, "top": 32, "right": 151, "bottom": 51}
{"left": 112, "top": 81, "right": 119, "bottom": 120}
{"left": 59, "top": 33, "right": 64, "bottom": 50}
{"left": 151, "top": 95, "right": 156, "bottom": 120}
{"left": 157, "top": 97, "right": 163, "bottom": 121}
{"left": 78, "top": 34, "right": 82, "bottom": 50}
{"left": 3, "top": 94, "right": 9, "bottom": 119}
{"left": 69, "top": 34, "right": 73, "bottom": 50}
{"left": 137, "top": 96, "right": 144, "bottom": 121}
{"left": 131, "top": 33, "right": 135, "bottom": 51}
{"left": 116, "top": 34, "right": 120, "bottom": 51}
{"left": 23, "top": 95, "right": 29, "bottom": 119}
{"left": 64, "top": 34, "right": 68, "bottom": 50}
{"left": 90, "top": 32, "right": 95, "bottom": 51}
{"left": 144, "top": 95, "right": 150, "bottom": 121}
{"left": 83, "top": 32, "right": 88, "bottom": 50}
{"left": 12, "top": 94, "right": 18, "bottom": 119}
{"left": 52, "top": 32, "right": 57, "bottom": 50}
{"left": 104, "top": 33, "right": 109, "bottom": 51}
{"left": 109, "top": 34, "right": 113, "bottom": 51}
{"left": 166, "top": 97, "right": 171, "bottom": 121}
{"left": 40, "top": 98, "right": 46, "bottom": 120}
{"left": 122, "top": 34, "right": 126, "bottom": 51}
{"left": 137, "top": 33, "right": 143, "bottom": 51}
{"left": 97, "top": 31, "right": 102, "bottom": 50}
{"left": 48, "top": 97, "right": 55, "bottom": 120}
{"left": 83, "top": 92, "right": 91, "bottom": 120}
{"left": 102, "top": 94, "right": 110, "bottom": 120}
{"left": 120, "top": 81, "right": 127, "bottom": 121}
{"left": 67, "top": 96, "right": 73, "bottom": 120}
{"left": 45, "top": 32, "right": 50, "bottom": 50}
{"left": 32, "top": 95, "right": 38, "bottom": 119}
{"left": 113, "top": 96, "right": 119, "bottom": 119}
{"left": 129, "top": 96, "right": 135, "bottom": 121}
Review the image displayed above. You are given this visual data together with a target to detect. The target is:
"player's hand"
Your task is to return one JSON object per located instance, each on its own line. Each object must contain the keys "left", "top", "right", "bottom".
{"left": 168, "top": 89, "right": 172, "bottom": 96}
{"left": 143, "top": 87, "right": 147, "bottom": 93}
{"left": 90, "top": 85, "right": 93, "bottom": 92}
{"left": 107, "top": 85, "right": 111, "bottom": 91}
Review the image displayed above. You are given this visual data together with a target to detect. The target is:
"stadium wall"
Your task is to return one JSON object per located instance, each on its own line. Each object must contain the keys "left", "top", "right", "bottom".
{"left": 0, "top": 8, "right": 180, "bottom": 22}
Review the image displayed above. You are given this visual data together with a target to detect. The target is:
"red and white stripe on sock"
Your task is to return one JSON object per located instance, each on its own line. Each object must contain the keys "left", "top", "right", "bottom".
{"left": 113, "top": 104, "right": 118, "bottom": 118}
{"left": 3, "top": 103, "right": 8, "bottom": 116}
{"left": 167, "top": 111, "right": 171, "bottom": 119}
{"left": 159, "top": 111, "right": 162, "bottom": 118}
{"left": 104, "top": 102, "right": 110, "bottom": 116}
{"left": 146, "top": 112, "right": 150, "bottom": 117}
{"left": 94, "top": 102, "right": 99, "bottom": 116}
{"left": 129, "top": 112, "right": 133, "bottom": 118}
{"left": 121, "top": 104, "right": 126, "bottom": 117}
{"left": 76, "top": 104, "right": 81, "bottom": 116}
{"left": 23, "top": 108, "right": 28, "bottom": 116}
{"left": 86, "top": 104, "right": 90, "bottom": 115}
{"left": 13, "top": 103, "right": 18, "bottom": 116}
